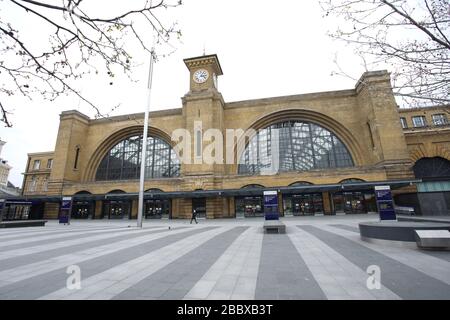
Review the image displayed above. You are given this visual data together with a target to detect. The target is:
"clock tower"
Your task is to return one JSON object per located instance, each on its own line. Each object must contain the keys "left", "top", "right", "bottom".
{"left": 181, "top": 54, "right": 226, "bottom": 181}
{"left": 180, "top": 54, "right": 227, "bottom": 218}
{"left": 184, "top": 54, "right": 223, "bottom": 93}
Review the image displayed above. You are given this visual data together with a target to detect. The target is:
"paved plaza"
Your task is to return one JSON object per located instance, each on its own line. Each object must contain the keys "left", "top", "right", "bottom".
{"left": 0, "top": 214, "right": 449, "bottom": 300}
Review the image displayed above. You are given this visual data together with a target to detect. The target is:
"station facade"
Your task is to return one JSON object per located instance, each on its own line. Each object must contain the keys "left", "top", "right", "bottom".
{"left": 10, "top": 54, "right": 450, "bottom": 220}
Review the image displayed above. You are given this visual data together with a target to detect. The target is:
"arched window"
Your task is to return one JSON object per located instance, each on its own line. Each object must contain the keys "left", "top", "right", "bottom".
{"left": 289, "top": 181, "right": 313, "bottom": 186}
{"left": 238, "top": 121, "right": 353, "bottom": 175}
{"left": 413, "top": 157, "right": 450, "bottom": 179}
{"left": 339, "top": 178, "right": 365, "bottom": 184}
{"left": 96, "top": 135, "right": 180, "bottom": 181}
{"left": 74, "top": 190, "right": 92, "bottom": 195}
{"left": 74, "top": 146, "right": 80, "bottom": 169}
{"left": 72, "top": 191, "right": 94, "bottom": 219}
{"left": 107, "top": 189, "right": 126, "bottom": 194}
{"left": 145, "top": 188, "right": 164, "bottom": 193}
{"left": 241, "top": 184, "right": 265, "bottom": 189}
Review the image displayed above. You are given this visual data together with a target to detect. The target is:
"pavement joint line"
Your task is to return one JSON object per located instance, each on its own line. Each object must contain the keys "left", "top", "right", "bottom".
{"left": 0, "top": 225, "right": 132, "bottom": 241}
{"left": 320, "top": 224, "right": 450, "bottom": 286}
{"left": 0, "top": 226, "right": 143, "bottom": 248}
{"left": 299, "top": 224, "right": 450, "bottom": 300}
{"left": 1, "top": 217, "right": 449, "bottom": 300}
{"left": 185, "top": 227, "right": 262, "bottom": 300}
{"left": 0, "top": 226, "right": 171, "bottom": 261}
{"left": 0, "top": 226, "right": 210, "bottom": 286}
{"left": 290, "top": 226, "right": 400, "bottom": 300}
{"left": 40, "top": 226, "right": 236, "bottom": 300}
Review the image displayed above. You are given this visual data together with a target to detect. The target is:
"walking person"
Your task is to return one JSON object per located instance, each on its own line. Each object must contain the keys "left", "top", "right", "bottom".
{"left": 190, "top": 208, "right": 198, "bottom": 224}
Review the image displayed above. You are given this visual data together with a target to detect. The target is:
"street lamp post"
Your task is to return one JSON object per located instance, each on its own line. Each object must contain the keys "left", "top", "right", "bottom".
{"left": 137, "top": 49, "right": 156, "bottom": 228}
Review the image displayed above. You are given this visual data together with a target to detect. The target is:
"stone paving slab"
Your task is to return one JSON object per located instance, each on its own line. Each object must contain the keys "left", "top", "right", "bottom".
{"left": 255, "top": 227, "right": 326, "bottom": 300}
{"left": 320, "top": 224, "right": 450, "bottom": 286}
{"left": 185, "top": 226, "right": 262, "bottom": 300}
{"left": 113, "top": 227, "right": 248, "bottom": 300}
{"left": 42, "top": 226, "right": 235, "bottom": 300}
{"left": 0, "top": 227, "right": 176, "bottom": 271}
{"left": 0, "top": 225, "right": 125, "bottom": 241}
{"left": 329, "top": 224, "right": 360, "bottom": 233}
{"left": 298, "top": 225, "right": 450, "bottom": 300}
{"left": 289, "top": 227, "right": 400, "bottom": 300}
{"left": 0, "top": 227, "right": 215, "bottom": 299}
{"left": 0, "top": 216, "right": 449, "bottom": 300}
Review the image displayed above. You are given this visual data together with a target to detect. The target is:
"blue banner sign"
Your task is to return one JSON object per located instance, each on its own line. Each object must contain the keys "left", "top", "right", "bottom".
{"left": 59, "top": 196, "right": 72, "bottom": 224}
{"left": 264, "top": 191, "right": 279, "bottom": 220}
{"left": 375, "top": 186, "right": 396, "bottom": 220}
{"left": 61, "top": 197, "right": 72, "bottom": 210}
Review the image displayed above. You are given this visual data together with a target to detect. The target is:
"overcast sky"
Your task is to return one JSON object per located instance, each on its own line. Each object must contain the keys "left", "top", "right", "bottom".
{"left": 1, "top": 0, "right": 371, "bottom": 187}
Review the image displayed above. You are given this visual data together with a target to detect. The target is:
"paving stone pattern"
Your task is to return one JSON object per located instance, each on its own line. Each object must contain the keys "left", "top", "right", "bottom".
{"left": 0, "top": 216, "right": 449, "bottom": 300}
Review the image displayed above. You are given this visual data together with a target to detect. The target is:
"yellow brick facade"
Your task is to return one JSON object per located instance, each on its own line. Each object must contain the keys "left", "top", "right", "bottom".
{"left": 20, "top": 54, "right": 450, "bottom": 219}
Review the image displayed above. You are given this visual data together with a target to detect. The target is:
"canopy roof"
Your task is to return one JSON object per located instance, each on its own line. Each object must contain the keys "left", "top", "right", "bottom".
{"left": 1, "top": 179, "right": 420, "bottom": 203}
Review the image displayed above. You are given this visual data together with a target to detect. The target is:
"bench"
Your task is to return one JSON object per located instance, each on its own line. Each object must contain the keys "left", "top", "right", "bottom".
{"left": 0, "top": 220, "right": 48, "bottom": 228}
{"left": 263, "top": 220, "right": 286, "bottom": 234}
{"left": 395, "top": 206, "right": 415, "bottom": 216}
{"left": 415, "top": 230, "right": 450, "bottom": 249}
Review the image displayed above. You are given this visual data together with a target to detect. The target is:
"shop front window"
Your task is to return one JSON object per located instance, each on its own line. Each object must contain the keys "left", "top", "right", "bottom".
{"left": 102, "top": 200, "right": 131, "bottom": 219}
{"left": 332, "top": 192, "right": 375, "bottom": 214}
{"left": 71, "top": 201, "right": 94, "bottom": 219}
{"left": 145, "top": 199, "right": 170, "bottom": 219}
{"left": 235, "top": 196, "right": 264, "bottom": 218}
{"left": 283, "top": 193, "right": 323, "bottom": 216}
{"left": 3, "top": 203, "right": 31, "bottom": 220}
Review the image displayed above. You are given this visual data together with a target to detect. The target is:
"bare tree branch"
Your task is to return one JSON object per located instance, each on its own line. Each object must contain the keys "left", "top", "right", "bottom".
{"left": 0, "top": 0, "right": 183, "bottom": 127}
{"left": 321, "top": 0, "right": 449, "bottom": 107}
{"left": 0, "top": 101, "right": 12, "bottom": 127}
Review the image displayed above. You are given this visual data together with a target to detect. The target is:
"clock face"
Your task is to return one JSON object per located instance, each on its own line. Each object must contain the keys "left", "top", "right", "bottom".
{"left": 193, "top": 69, "right": 209, "bottom": 84}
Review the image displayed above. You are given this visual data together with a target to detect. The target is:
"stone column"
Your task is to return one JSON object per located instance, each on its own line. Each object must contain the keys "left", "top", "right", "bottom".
{"left": 322, "top": 192, "right": 332, "bottom": 215}
{"left": 131, "top": 199, "right": 138, "bottom": 219}
{"left": 94, "top": 200, "right": 103, "bottom": 219}
{"left": 44, "top": 202, "right": 60, "bottom": 219}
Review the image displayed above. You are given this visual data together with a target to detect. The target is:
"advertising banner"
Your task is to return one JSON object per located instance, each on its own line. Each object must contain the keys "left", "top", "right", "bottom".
{"left": 374, "top": 186, "right": 396, "bottom": 220}
{"left": 59, "top": 196, "right": 72, "bottom": 224}
{"left": 61, "top": 197, "right": 72, "bottom": 210}
{"left": 263, "top": 190, "right": 279, "bottom": 220}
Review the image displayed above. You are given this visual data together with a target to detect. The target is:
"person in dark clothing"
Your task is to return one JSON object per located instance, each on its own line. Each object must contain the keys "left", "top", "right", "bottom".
{"left": 190, "top": 209, "right": 198, "bottom": 224}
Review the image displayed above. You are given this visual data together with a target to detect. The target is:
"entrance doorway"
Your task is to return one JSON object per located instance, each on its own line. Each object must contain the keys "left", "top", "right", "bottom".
{"left": 71, "top": 201, "right": 94, "bottom": 219}
{"left": 102, "top": 200, "right": 131, "bottom": 219}
{"left": 192, "top": 198, "right": 206, "bottom": 218}
{"left": 145, "top": 199, "right": 171, "bottom": 219}
{"left": 235, "top": 196, "right": 264, "bottom": 218}
{"left": 332, "top": 192, "right": 375, "bottom": 214}
{"left": 283, "top": 193, "right": 324, "bottom": 216}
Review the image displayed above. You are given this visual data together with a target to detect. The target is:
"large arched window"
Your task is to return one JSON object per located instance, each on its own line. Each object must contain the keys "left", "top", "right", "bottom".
{"left": 96, "top": 135, "right": 180, "bottom": 181}
{"left": 238, "top": 121, "right": 353, "bottom": 175}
